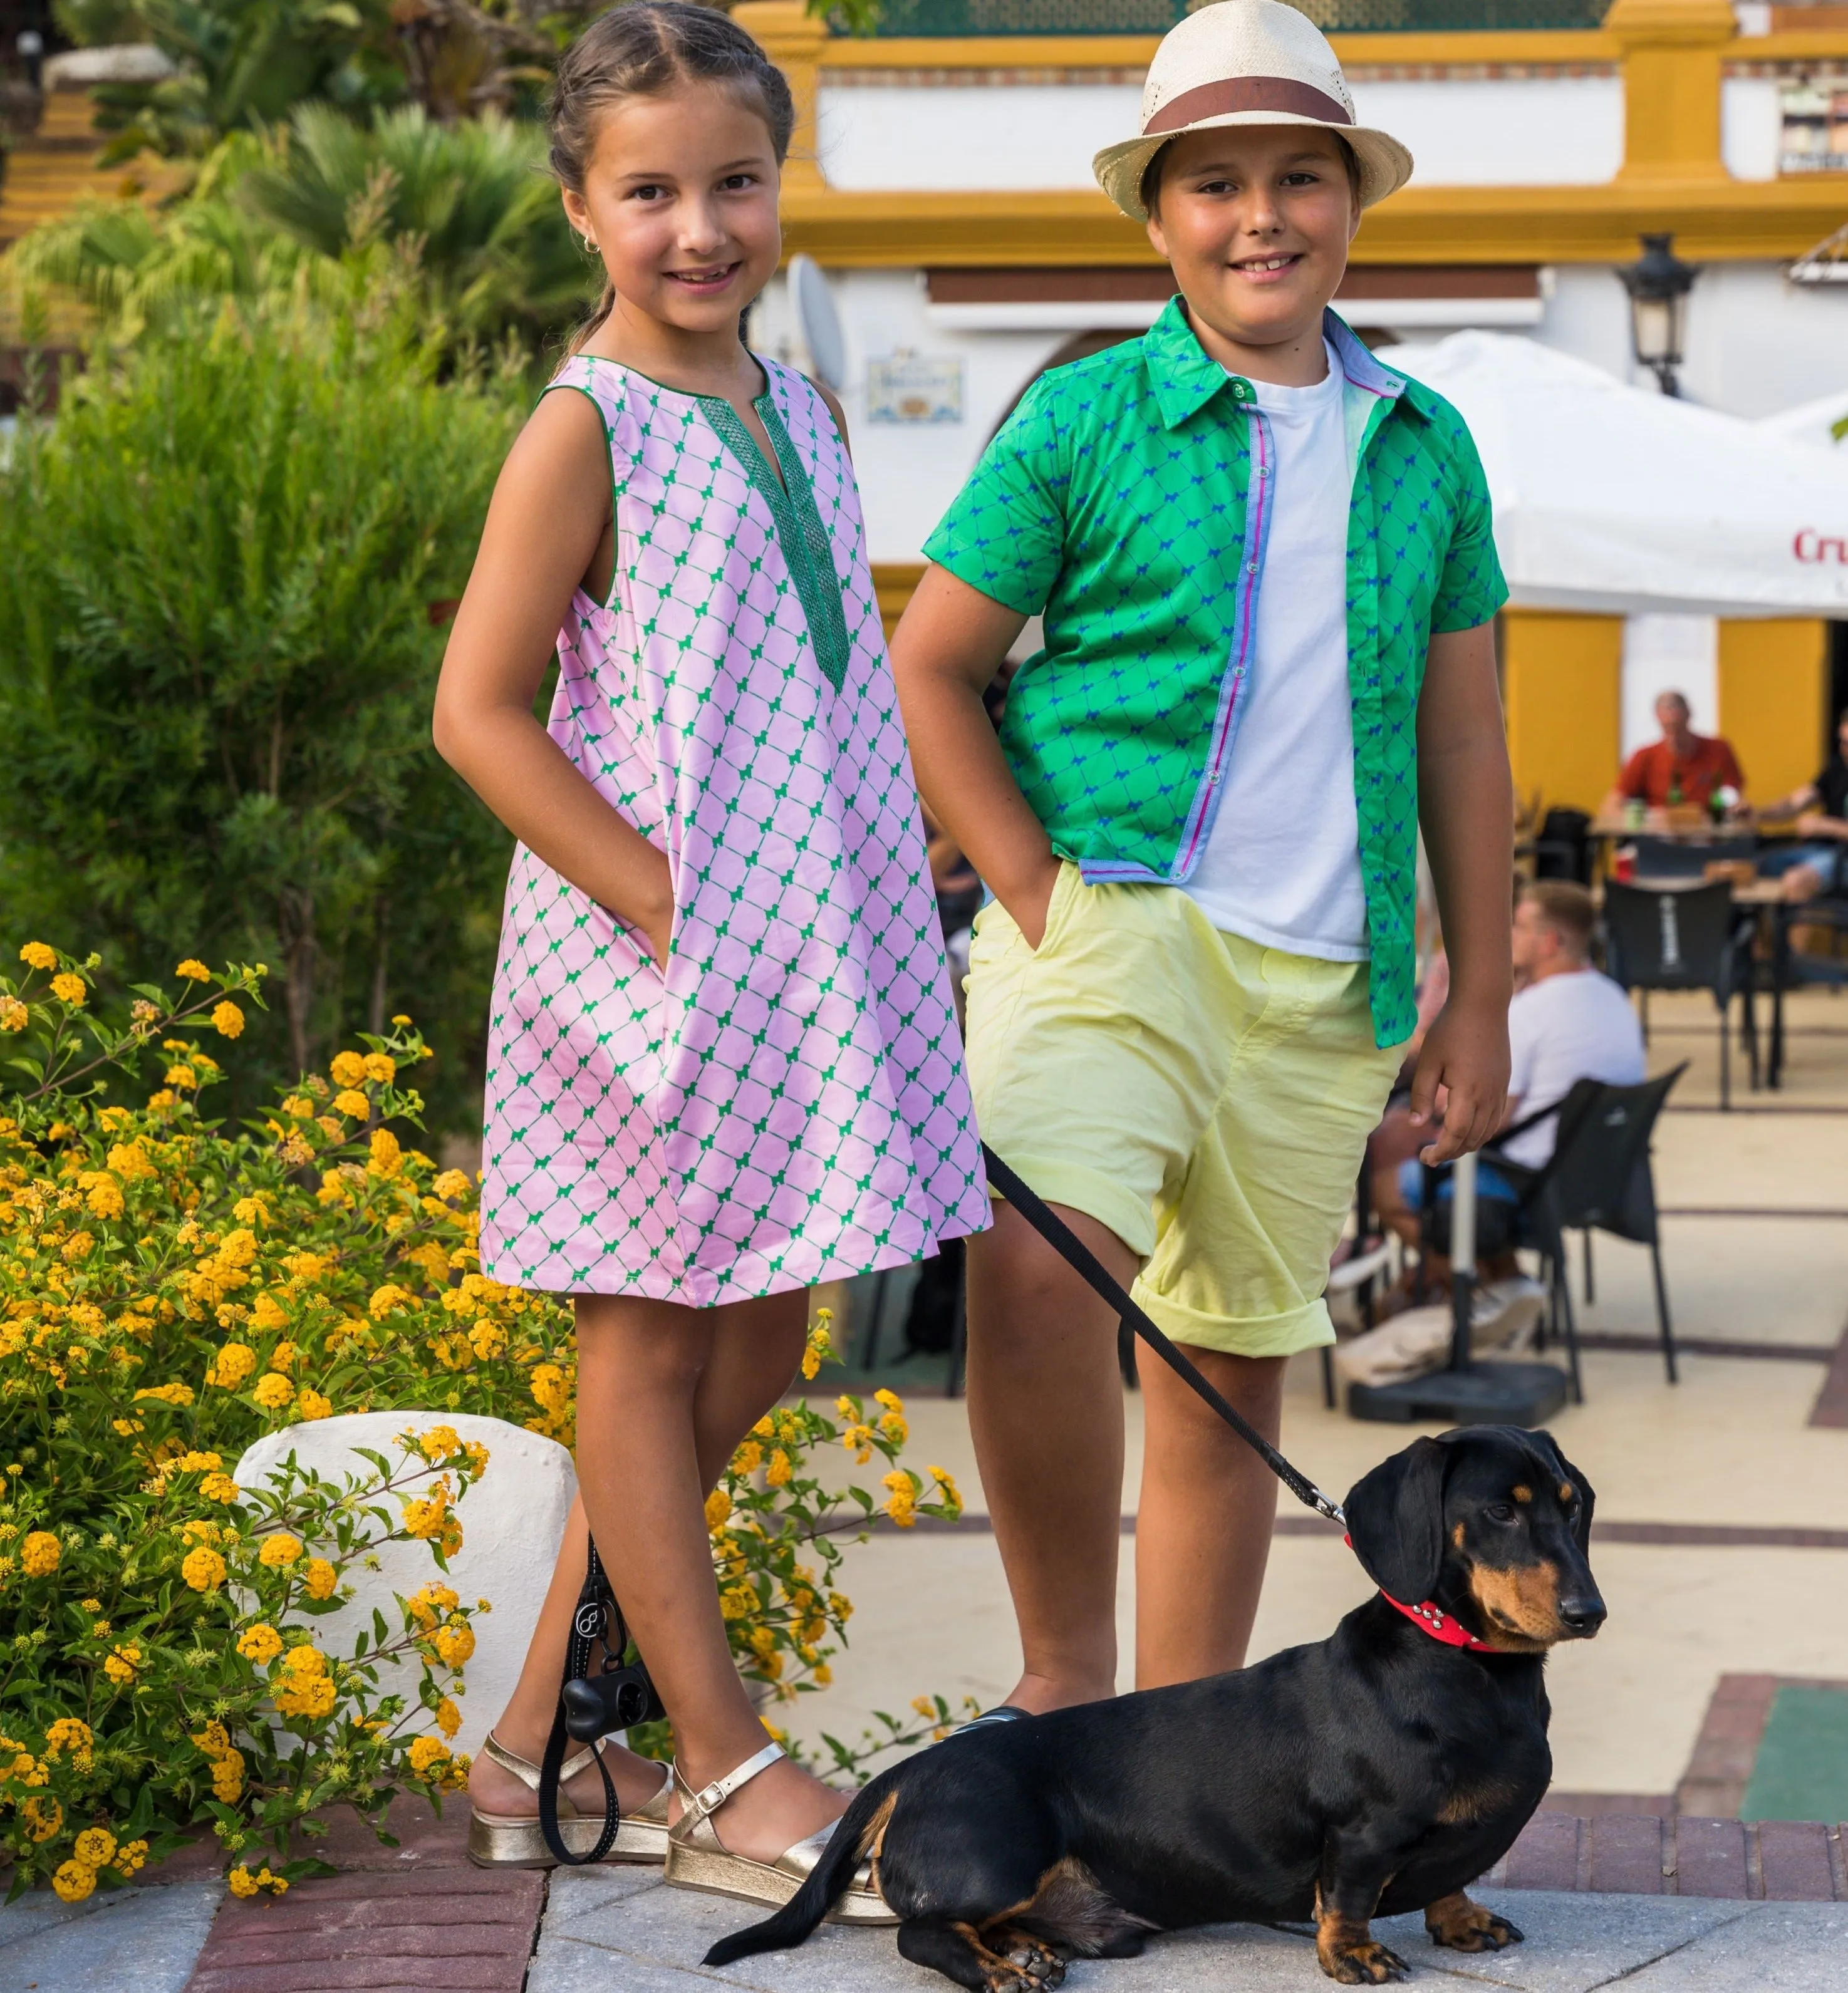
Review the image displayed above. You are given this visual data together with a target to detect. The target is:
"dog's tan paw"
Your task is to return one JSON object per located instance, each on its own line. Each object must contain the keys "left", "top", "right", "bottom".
{"left": 1425, "top": 1892, "right": 1524, "bottom": 1952}
{"left": 1318, "top": 1936, "right": 1409, "bottom": 1984}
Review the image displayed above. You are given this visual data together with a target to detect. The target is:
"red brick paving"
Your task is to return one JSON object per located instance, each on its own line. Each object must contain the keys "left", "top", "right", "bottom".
{"left": 1678, "top": 1674, "right": 1780, "bottom": 1817}
{"left": 1587, "top": 1814, "right": 1665, "bottom": 1894}
{"left": 1485, "top": 1814, "right": 1847, "bottom": 1901}
{"left": 182, "top": 1794, "right": 544, "bottom": 1993}
{"left": 1760, "top": 1820, "right": 1836, "bottom": 1900}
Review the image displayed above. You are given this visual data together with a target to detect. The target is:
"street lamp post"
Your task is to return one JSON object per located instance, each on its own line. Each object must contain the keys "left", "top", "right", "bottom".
{"left": 1619, "top": 232, "right": 1698, "bottom": 397}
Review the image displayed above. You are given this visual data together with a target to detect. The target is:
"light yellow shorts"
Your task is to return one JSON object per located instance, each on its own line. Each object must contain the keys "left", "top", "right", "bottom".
{"left": 965, "top": 864, "right": 1406, "bottom": 1358}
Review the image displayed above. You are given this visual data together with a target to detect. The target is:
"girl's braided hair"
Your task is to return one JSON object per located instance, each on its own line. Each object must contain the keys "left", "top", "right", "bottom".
{"left": 550, "top": 2, "right": 795, "bottom": 352}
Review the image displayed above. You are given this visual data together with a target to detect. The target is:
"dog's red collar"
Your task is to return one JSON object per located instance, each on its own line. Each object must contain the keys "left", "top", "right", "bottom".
{"left": 1342, "top": 1535, "right": 1495, "bottom": 1650}
{"left": 1377, "top": 1590, "right": 1496, "bottom": 1651}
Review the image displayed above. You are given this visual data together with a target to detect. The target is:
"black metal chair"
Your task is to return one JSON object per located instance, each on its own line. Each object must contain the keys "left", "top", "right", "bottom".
{"left": 1415, "top": 1066, "right": 1686, "bottom": 1402}
{"left": 1492, "top": 1067, "right": 1686, "bottom": 1399}
{"left": 1769, "top": 893, "right": 1848, "bottom": 1085}
{"left": 1601, "top": 879, "right": 1752, "bottom": 1107}
{"left": 1533, "top": 807, "right": 1593, "bottom": 886}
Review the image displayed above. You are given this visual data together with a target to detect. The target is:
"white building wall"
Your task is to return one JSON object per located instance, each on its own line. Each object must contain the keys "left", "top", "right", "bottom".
{"left": 818, "top": 75, "right": 1623, "bottom": 191}
{"left": 754, "top": 266, "right": 1071, "bottom": 564}
{"left": 1720, "top": 75, "right": 1783, "bottom": 181}
{"left": 1347, "top": 77, "right": 1622, "bottom": 186}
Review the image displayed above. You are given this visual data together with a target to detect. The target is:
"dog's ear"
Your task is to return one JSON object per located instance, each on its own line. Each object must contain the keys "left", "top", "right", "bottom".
{"left": 1531, "top": 1430, "right": 1596, "bottom": 1553}
{"left": 1343, "top": 1436, "right": 1450, "bottom": 1604}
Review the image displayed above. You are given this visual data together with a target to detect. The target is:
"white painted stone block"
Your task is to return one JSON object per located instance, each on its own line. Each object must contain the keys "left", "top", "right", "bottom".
{"left": 233, "top": 1412, "right": 576, "bottom": 1756}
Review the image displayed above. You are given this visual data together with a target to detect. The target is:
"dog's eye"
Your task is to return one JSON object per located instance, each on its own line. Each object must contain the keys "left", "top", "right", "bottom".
{"left": 1484, "top": 1503, "right": 1517, "bottom": 1525}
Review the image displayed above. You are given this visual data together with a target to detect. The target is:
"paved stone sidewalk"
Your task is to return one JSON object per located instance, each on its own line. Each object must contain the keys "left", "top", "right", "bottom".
{"left": 527, "top": 1870, "right": 1847, "bottom": 1992}
{"left": 4, "top": 1808, "right": 1846, "bottom": 1993}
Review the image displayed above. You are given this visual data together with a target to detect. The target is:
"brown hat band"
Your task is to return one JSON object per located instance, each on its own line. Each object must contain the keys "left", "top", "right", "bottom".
{"left": 1145, "top": 76, "right": 1352, "bottom": 137}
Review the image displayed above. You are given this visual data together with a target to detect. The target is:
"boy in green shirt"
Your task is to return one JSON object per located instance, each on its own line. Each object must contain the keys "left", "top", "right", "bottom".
{"left": 891, "top": 0, "right": 1515, "bottom": 1712}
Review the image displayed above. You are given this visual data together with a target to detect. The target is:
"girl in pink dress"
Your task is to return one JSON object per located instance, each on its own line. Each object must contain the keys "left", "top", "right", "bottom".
{"left": 432, "top": 1, "right": 984, "bottom": 1913}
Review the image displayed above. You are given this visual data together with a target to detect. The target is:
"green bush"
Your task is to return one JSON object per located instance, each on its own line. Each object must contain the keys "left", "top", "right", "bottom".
{"left": 13, "top": 108, "right": 590, "bottom": 353}
{"left": 0, "top": 946, "right": 966, "bottom": 1896}
{"left": 0, "top": 293, "right": 525, "bottom": 1127}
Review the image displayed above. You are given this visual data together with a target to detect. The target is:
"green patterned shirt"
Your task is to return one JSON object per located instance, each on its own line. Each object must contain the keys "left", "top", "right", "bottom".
{"left": 922, "top": 301, "right": 1507, "bottom": 1047}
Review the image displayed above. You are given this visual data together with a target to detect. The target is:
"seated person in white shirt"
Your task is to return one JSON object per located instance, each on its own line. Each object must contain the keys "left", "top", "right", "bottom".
{"left": 1374, "top": 879, "right": 1645, "bottom": 1251}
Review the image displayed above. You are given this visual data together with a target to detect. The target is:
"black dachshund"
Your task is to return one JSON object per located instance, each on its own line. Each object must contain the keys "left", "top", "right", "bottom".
{"left": 704, "top": 1424, "right": 1601, "bottom": 1987}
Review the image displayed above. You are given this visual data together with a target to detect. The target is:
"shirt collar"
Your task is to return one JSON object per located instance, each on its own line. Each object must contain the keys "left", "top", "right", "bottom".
{"left": 1143, "top": 295, "right": 1434, "bottom": 430}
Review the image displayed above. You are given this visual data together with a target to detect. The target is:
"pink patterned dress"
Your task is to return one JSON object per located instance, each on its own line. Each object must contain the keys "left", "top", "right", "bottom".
{"left": 479, "top": 354, "right": 987, "bottom": 1305}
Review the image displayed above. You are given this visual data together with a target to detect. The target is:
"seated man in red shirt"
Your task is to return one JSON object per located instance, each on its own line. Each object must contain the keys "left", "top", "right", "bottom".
{"left": 1605, "top": 690, "right": 1747, "bottom": 814}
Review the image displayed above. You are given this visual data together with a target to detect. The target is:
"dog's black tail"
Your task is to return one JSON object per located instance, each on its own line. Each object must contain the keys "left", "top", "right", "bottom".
{"left": 700, "top": 1771, "right": 898, "bottom": 1967}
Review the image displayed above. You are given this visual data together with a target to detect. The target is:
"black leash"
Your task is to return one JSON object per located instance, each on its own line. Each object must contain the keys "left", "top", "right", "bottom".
{"left": 537, "top": 1539, "right": 667, "bottom": 1866}
{"left": 979, "top": 1145, "right": 1348, "bottom": 1528}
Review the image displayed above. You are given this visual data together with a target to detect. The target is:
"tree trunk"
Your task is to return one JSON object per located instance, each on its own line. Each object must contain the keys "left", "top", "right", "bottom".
{"left": 367, "top": 898, "right": 390, "bottom": 1038}
{"left": 282, "top": 892, "right": 317, "bottom": 1079}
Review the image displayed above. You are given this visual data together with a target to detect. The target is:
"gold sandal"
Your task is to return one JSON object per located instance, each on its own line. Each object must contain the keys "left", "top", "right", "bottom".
{"left": 467, "top": 1731, "right": 672, "bottom": 1868}
{"left": 663, "top": 1741, "right": 896, "bottom": 1925}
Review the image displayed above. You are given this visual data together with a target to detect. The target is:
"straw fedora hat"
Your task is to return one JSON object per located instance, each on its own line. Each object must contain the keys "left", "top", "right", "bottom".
{"left": 1093, "top": 0, "right": 1414, "bottom": 224}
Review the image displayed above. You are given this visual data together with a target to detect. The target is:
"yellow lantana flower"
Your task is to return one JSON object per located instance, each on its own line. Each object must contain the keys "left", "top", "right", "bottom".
{"left": 304, "top": 1557, "right": 338, "bottom": 1599}
{"left": 329, "top": 1050, "right": 368, "bottom": 1089}
{"left": 49, "top": 973, "right": 87, "bottom": 1007}
{"left": 73, "top": 1828, "right": 116, "bottom": 1870}
{"left": 51, "top": 1860, "right": 95, "bottom": 1903}
{"left": 175, "top": 958, "right": 211, "bottom": 980}
{"left": 432, "top": 1623, "right": 475, "bottom": 1669}
{"left": 258, "top": 1533, "right": 303, "bottom": 1567}
{"left": 252, "top": 1371, "right": 294, "bottom": 1411}
{"left": 207, "top": 1343, "right": 256, "bottom": 1389}
{"left": 211, "top": 1001, "right": 244, "bottom": 1038}
{"left": 407, "top": 1736, "right": 451, "bottom": 1776}
{"left": 19, "top": 941, "right": 57, "bottom": 970}
{"left": 103, "top": 1643, "right": 142, "bottom": 1684}
{"left": 299, "top": 1387, "right": 333, "bottom": 1421}
{"left": 21, "top": 1531, "right": 61, "bottom": 1576}
{"left": 237, "top": 1623, "right": 285, "bottom": 1664}
{"left": 181, "top": 1547, "right": 227, "bottom": 1592}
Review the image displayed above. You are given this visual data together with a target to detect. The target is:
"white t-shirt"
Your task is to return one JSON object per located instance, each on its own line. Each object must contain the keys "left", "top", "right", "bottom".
{"left": 1502, "top": 968, "right": 1647, "bottom": 1167}
{"left": 1183, "top": 343, "right": 1368, "bottom": 960}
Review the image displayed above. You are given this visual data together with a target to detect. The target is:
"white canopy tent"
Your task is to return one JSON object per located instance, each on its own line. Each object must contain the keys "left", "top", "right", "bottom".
{"left": 1755, "top": 386, "right": 1848, "bottom": 456}
{"left": 1383, "top": 333, "right": 1848, "bottom": 620}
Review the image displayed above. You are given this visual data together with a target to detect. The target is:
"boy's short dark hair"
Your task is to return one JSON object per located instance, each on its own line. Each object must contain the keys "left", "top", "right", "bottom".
{"left": 1521, "top": 880, "right": 1596, "bottom": 956}
{"left": 1140, "top": 130, "right": 1363, "bottom": 219}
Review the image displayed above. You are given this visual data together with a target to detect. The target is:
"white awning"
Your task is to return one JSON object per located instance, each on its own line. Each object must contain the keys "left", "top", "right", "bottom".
{"left": 1755, "top": 387, "right": 1848, "bottom": 455}
{"left": 1386, "top": 333, "right": 1848, "bottom": 619}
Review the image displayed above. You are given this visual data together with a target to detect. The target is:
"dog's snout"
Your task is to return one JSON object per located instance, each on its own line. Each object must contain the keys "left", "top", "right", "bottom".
{"left": 1557, "top": 1592, "right": 1606, "bottom": 1637}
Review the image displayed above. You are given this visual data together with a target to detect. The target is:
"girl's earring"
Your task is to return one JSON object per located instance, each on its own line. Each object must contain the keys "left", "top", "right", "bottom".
{"left": 582, "top": 234, "right": 598, "bottom": 255}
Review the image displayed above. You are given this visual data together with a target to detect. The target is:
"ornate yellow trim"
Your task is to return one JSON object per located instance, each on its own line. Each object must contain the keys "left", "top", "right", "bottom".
{"left": 816, "top": 31, "right": 1621, "bottom": 68}
{"left": 1604, "top": 0, "right": 1736, "bottom": 185}
{"left": 781, "top": 178, "right": 1848, "bottom": 267}
{"left": 745, "top": 5, "right": 1848, "bottom": 266}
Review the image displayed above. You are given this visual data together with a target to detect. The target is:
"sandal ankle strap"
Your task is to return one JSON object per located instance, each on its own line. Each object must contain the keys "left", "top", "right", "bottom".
{"left": 482, "top": 1730, "right": 601, "bottom": 1792}
{"left": 678, "top": 1740, "right": 785, "bottom": 1825}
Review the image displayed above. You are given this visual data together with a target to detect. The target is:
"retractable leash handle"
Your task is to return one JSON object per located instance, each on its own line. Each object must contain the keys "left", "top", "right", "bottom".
{"left": 980, "top": 1146, "right": 1347, "bottom": 1529}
